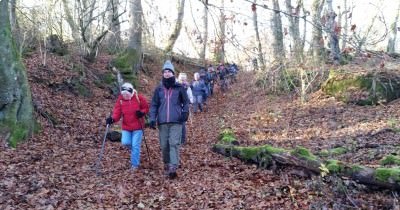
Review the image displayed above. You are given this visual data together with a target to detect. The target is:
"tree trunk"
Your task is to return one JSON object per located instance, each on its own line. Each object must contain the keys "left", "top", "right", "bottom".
{"left": 215, "top": 0, "right": 225, "bottom": 63}
{"left": 387, "top": 2, "right": 400, "bottom": 53}
{"left": 106, "top": 0, "right": 122, "bottom": 53}
{"left": 61, "top": 0, "right": 79, "bottom": 41}
{"left": 128, "top": 0, "right": 143, "bottom": 74}
{"left": 311, "top": 0, "right": 325, "bottom": 63}
{"left": 252, "top": 0, "right": 266, "bottom": 71}
{"left": 9, "top": 0, "right": 20, "bottom": 49}
{"left": 200, "top": 0, "right": 208, "bottom": 66}
{"left": 0, "top": 0, "right": 34, "bottom": 147}
{"left": 164, "top": 0, "right": 186, "bottom": 54}
{"left": 285, "top": 0, "right": 303, "bottom": 62}
{"left": 340, "top": 0, "right": 349, "bottom": 51}
{"left": 271, "top": 0, "right": 285, "bottom": 65}
{"left": 212, "top": 144, "right": 400, "bottom": 191}
{"left": 326, "top": 0, "right": 340, "bottom": 63}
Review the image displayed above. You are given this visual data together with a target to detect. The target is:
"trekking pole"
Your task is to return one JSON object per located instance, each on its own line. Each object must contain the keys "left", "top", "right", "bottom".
{"left": 95, "top": 123, "right": 110, "bottom": 176}
{"left": 140, "top": 118, "right": 151, "bottom": 165}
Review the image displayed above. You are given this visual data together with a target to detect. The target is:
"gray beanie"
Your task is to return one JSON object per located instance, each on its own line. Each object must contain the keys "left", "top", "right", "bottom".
{"left": 162, "top": 60, "right": 175, "bottom": 74}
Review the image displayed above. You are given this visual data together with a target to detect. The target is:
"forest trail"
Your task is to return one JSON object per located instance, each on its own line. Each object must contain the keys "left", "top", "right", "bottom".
{"left": 1, "top": 53, "right": 398, "bottom": 209}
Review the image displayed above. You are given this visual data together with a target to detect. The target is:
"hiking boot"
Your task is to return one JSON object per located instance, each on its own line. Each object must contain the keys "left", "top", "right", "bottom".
{"left": 168, "top": 165, "right": 178, "bottom": 179}
{"left": 130, "top": 166, "right": 138, "bottom": 173}
{"left": 163, "top": 165, "right": 169, "bottom": 176}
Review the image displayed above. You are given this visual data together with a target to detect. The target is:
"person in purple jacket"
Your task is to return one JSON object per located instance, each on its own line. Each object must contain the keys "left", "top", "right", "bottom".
{"left": 148, "top": 60, "right": 190, "bottom": 179}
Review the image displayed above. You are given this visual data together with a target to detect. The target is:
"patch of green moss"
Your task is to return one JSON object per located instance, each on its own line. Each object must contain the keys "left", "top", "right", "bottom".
{"left": 291, "top": 146, "right": 317, "bottom": 161}
{"left": 330, "top": 147, "right": 348, "bottom": 155}
{"left": 218, "top": 128, "right": 236, "bottom": 144}
{"left": 349, "top": 165, "right": 364, "bottom": 173}
{"left": 262, "top": 145, "right": 286, "bottom": 154}
{"left": 380, "top": 155, "right": 400, "bottom": 166}
{"left": 102, "top": 72, "right": 115, "bottom": 85}
{"left": 374, "top": 168, "right": 400, "bottom": 182}
{"left": 236, "top": 146, "right": 261, "bottom": 160}
{"left": 326, "top": 159, "right": 343, "bottom": 173}
{"left": 2, "top": 121, "right": 32, "bottom": 148}
{"left": 319, "top": 149, "right": 330, "bottom": 157}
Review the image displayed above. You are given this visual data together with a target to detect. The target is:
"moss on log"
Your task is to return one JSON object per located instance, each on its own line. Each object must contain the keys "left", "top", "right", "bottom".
{"left": 212, "top": 143, "right": 400, "bottom": 190}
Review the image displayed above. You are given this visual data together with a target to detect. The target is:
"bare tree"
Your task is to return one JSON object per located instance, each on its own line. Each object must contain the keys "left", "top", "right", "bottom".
{"left": 387, "top": 1, "right": 400, "bottom": 53}
{"left": 164, "top": 0, "right": 186, "bottom": 54}
{"left": 106, "top": 0, "right": 122, "bottom": 53}
{"left": 252, "top": 0, "right": 265, "bottom": 71}
{"left": 311, "top": 0, "right": 325, "bottom": 63}
{"left": 271, "top": 0, "right": 285, "bottom": 64}
{"left": 128, "top": 0, "right": 143, "bottom": 74}
{"left": 0, "top": 0, "right": 34, "bottom": 147}
{"left": 285, "top": 0, "right": 303, "bottom": 62}
{"left": 215, "top": 0, "right": 226, "bottom": 63}
{"left": 326, "top": 0, "right": 340, "bottom": 63}
{"left": 200, "top": 0, "right": 208, "bottom": 65}
{"left": 62, "top": 0, "right": 124, "bottom": 62}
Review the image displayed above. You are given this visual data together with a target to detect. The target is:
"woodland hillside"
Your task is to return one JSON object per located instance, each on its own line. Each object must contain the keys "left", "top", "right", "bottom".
{"left": 0, "top": 50, "right": 400, "bottom": 209}
{"left": 1, "top": 0, "right": 400, "bottom": 209}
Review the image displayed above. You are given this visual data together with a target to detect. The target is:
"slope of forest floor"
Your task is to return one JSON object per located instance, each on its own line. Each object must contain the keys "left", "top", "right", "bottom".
{"left": 0, "top": 52, "right": 399, "bottom": 209}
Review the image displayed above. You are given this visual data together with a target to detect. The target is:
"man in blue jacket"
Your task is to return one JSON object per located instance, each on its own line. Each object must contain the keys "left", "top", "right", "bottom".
{"left": 149, "top": 60, "right": 190, "bottom": 179}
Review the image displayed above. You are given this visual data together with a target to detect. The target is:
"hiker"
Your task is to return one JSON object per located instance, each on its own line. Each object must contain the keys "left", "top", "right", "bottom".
{"left": 207, "top": 64, "right": 217, "bottom": 96}
{"left": 106, "top": 82, "right": 149, "bottom": 170}
{"left": 149, "top": 60, "right": 190, "bottom": 179}
{"left": 198, "top": 68, "right": 210, "bottom": 107}
{"left": 191, "top": 72, "right": 207, "bottom": 113}
{"left": 177, "top": 73, "right": 194, "bottom": 145}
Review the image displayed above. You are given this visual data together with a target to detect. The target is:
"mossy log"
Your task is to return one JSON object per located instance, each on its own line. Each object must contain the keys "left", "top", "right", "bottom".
{"left": 212, "top": 144, "right": 400, "bottom": 190}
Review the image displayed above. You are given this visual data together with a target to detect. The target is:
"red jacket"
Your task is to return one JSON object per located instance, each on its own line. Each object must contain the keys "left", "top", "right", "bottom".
{"left": 112, "top": 94, "right": 149, "bottom": 131}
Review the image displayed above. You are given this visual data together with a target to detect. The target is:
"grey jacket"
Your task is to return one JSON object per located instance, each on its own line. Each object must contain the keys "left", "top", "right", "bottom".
{"left": 149, "top": 83, "right": 189, "bottom": 125}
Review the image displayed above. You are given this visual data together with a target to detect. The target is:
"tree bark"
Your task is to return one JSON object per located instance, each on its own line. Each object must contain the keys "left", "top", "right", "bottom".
{"left": 271, "top": 0, "right": 285, "bottom": 65}
{"left": 326, "top": 0, "right": 340, "bottom": 63}
{"left": 9, "top": 0, "right": 20, "bottom": 49}
{"left": 215, "top": 0, "right": 225, "bottom": 63}
{"left": 164, "top": 0, "right": 186, "bottom": 54}
{"left": 252, "top": 0, "right": 266, "bottom": 71}
{"left": 200, "top": 0, "right": 208, "bottom": 66}
{"left": 128, "top": 0, "right": 143, "bottom": 74}
{"left": 0, "top": 0, "right": 34, "bottom": 146}
{"left": 212, "top": 144, "right": 400, "bottom": 191}
{"left": 387, "top": 1, "right": 400, "bottom": 53}
{"left": 61, "top": 0, "right": 79, "bottom": 40}
{"left": 106, "top": 0, "right": 122, "bottom": 53}
{"left": 285, "top": 0, "right": 303, "bottom": 62}
{"left": 311, "top": 0, "right": 325, "bottom": 63}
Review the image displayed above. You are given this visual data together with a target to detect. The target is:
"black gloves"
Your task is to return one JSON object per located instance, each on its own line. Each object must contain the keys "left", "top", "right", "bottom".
{"left": 136, "top": 110, "right": 145, "bottom": 118}
{"left": 181, "top": 112, "right": 189, "bottom": 122}
{"left": 106, "top": 117, "right": 114, "bottom": 125}
{"left": 149, "top": 121, "right": 156, "bottom": 129}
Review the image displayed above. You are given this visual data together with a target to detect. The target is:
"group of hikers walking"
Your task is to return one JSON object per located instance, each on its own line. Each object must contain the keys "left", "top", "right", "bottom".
{"left": 105, "top": 60, "right": 239, "bottom": 179}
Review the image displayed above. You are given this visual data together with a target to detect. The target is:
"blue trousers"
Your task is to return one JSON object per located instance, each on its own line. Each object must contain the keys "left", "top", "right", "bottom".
{"left": 121, "top": 130, "right": 143, "bottom": 168}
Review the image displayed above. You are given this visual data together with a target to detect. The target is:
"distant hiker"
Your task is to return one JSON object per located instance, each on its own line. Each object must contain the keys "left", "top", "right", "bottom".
{"left": 178, "top": 73, "right": 194, "bottom": 145}
{"left": 199, "top": 68, "right": 210, "bottom": 105}
{"left": 191, "top": 72, "right": 207, "bottom": 113}
{"left": 106, "top": 82, "right": 149, "bottom": 171}
{"left": 149, "top": 60, "right": 190, "bottom": 179}
{"left": 207, "top": 64, "right": 217, "bottom": 96}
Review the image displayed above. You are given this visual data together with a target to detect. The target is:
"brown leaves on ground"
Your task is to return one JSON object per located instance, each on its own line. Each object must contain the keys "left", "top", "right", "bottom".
{"left": 0, "top": 53, "right": 399, "bottom": 209}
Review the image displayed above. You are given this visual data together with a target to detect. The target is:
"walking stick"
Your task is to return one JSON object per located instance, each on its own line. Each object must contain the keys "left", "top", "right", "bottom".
{"left": 140, "top": 118, "right": 151, "bottom": 165}
{"left": 95, "top": 123, "right": 110, "bottom": 176}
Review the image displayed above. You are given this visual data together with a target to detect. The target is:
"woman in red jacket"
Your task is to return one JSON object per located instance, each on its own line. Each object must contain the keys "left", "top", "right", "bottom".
{"left": 106, "top": 83, "right": 149, "bottom": 170}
